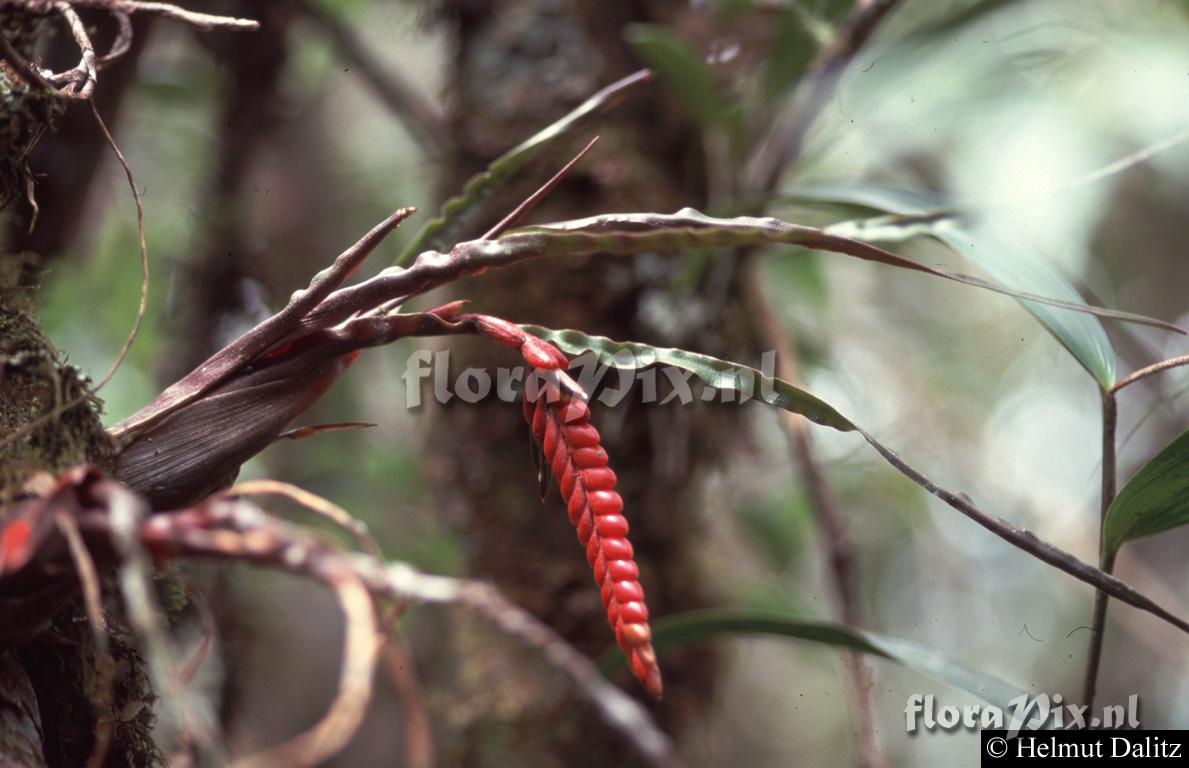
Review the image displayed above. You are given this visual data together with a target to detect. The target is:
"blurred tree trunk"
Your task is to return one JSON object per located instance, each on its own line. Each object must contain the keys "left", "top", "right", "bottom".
{"left": 0, "top": 12, "right": 159, "bottom": 767}
{"left": 424, "top": 3, "right": 749, "bottom": 765}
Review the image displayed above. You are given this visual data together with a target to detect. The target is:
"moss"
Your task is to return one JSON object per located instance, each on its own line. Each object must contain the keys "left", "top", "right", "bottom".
{"left": 0, "top": 14, "right": 65, "bottom": 214}
{"left": 16, "top": 595, "right": 163, "bottom": 768}
{"left": 0, "top": 306, "right": 116, "bottom": 499}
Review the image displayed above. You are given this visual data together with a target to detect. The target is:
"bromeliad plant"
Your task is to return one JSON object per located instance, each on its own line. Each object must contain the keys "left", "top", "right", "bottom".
{"left": 4, "top": 10, "right": 1189, "bottom": 766}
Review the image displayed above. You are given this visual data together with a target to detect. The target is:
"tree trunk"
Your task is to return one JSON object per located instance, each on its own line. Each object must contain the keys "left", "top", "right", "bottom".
{"left": 424, "top": 3, "right": 751, "bottom": 765}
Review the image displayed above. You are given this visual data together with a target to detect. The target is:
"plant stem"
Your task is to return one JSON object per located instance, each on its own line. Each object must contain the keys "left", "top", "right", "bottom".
{"left": 741, "top": 268, "right": 883, "bottom": 768}
{"left": 1082, "top": 391, "right": 1117, "bottom": 710}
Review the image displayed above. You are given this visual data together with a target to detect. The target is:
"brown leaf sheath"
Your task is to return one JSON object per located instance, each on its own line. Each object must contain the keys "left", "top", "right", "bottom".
{"left": 472, "top": 315, "right": 663, "bottom": 698}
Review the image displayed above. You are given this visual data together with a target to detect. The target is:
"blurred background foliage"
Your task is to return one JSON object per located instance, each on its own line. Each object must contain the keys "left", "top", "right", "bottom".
{"left": 16, "top": 0, "right": 1189, "bottom": 765}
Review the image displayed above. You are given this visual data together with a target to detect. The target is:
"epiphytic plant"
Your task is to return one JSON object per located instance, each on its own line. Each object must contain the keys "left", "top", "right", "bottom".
{"left": 4, "top": 1, "right": 1189, "bottom": 766}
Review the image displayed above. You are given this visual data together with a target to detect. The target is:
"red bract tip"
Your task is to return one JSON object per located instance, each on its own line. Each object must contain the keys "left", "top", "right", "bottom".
{"left": 0, "top": 519, "right": 33, "bottom": 575}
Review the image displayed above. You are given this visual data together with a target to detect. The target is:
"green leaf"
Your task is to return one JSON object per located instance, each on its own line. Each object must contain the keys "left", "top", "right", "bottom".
{"left": 784, "top": 182, "right": 952, "bottom": 216}
{"left": 788, "top": 183, "right": 1122, "bottom": 388}
{"left": 625, "top": 25, "right": 741, "bottom": 136}
{"left": 1103, "top": 428, "right": 1189, "bottom": 557}
{"left": 763, "top": 10, "right": 819, "bottom": 97}
{"left": 598, "top": 609, "right": 1033, "bottom": 715}
{"left": 522, "top": 325, "right": 857, "bottom": 432}
{"left": 392, "top": 70, "right": 651, "bottom": 266}
{"left": 933, "top": 220, "right": 1118, "bottom": 389}
{"left": 497, "top": 209, "right": 1182, "bottom": 337}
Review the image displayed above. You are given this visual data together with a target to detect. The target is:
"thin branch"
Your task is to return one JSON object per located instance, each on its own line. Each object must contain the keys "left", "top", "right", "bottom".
{"left": 90, "top": 101, "right": 147, "bottom": 391}
{"left": 54, "top": 512, "right": 115, "bottom": 768}
{"left": 293, "top": 0, "right": 445, "bottom": 156}
{"left": 223, "top": 480, "right": 380, "bottom": 557}
{"left": 178, "top": 583, "right": 214, "bottom": 685}
{"left": 480, "top": 135, "right": 600, "bottom": 240}
{"left": 371, "top": 565, "right": 682, "bottom": 768}
{"left": 127, "top": 499, "right": 681, "bottom": 768}
{"left": 231, "top": 562, "right": 379, "bottom": 768}
{"left": 859, "top": 429, "right": 1189, "bottom": 635}
{"left": 104, "top": 484, "right": 223, "bottom": 761}
{"left": 1111, "top": 354, "right": 1189, "bottom": 394}
{"left": 96, "top": 10, "right": 133, "bottom": 68}
{"left": 380, "top": 639, "right": 435, "bottom": 768}
{"left": 0, "top": 31, "right": 76, "bottom": 96}
{"left": 54, "top": 2, "right": 97, "bottom": 99}
{"left": 64, "top": 0, "right": 259, "bottom": 30}
{"left": 741, "top": 267, "right": 882, "bottom": 768}
{"left": 747, "top": 0, "right": 905, "bottom": 192}
{"left": 1082, "top": 392, "right": 1118, "bottom": 709}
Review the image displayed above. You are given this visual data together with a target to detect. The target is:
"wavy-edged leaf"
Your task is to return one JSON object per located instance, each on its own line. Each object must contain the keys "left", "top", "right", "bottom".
{"left": 787, "top": 183, "right": 1155, "bottom": 388}
{"left": 522, "top": 325, "right": 856, "bottom": 432}
{"left": 1103, "top": 428, "right": 1189, "bottom": 558}
{"left": 393, "top": 69, "right": 652, "bottom": 265}
{"left": 598, "top": 609, "right": 1033, "bottom": 716}
{"left": 507, "top": 323, "right": 1189, "bottom": 636}
{"left": 499, "top": 209, "right": 1182, "bottom": 337}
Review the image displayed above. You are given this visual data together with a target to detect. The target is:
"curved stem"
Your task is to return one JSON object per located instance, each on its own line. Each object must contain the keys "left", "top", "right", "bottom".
{"left": 1111, "top": 354, "right": 1189, "bottom": 394}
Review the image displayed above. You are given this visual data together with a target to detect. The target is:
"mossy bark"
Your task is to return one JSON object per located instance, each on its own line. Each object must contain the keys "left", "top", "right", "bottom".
{"left": 1, "top": 11, "right": 159, "bottom": 766}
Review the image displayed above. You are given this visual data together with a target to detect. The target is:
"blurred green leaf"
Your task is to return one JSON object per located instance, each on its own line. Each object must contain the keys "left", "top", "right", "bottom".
{"left": 763, "top": 9, "right": 819, "bottom": 97}
{"left": 788, "top": 183, "right": 1119, "bottom": 388}
{"left": 599, "top": 609, "right": 1033, "bottom": 714}
{"left": 522, "top": 326, "right": 858, "bottom": 432}
{"left": 625, "top": 25, "right": 742, "bottom": 137}
{"left": 738, "top": 492, "right": 812, "bottom": 569}
{"left": 784, "top": 182, "right": 952, "bottom": 216}
{"left": 1103, "top": 428, "right": 1189, "bottom": 557}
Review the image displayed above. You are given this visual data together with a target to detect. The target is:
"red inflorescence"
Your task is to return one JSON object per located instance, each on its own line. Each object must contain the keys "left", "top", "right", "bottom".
{"left": 470, "top": 314, "right": 663, "bottom": 698}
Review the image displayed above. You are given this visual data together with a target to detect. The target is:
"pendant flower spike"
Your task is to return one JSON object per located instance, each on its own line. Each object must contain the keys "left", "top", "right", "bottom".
{"left": 469, "top": 314, "right": 663, "bottom": 698}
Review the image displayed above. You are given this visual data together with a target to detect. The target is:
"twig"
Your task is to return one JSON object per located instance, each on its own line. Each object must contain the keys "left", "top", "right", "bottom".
{"left": 480, "top": 135, "right": 600, "bottom": 240}
{"left": 129, "top": 499, "right": 681, "bottom": 768}
{"left": 96, "top": 10, "right": 133, "bottom": 68}
{"left": 54, "top": 512, "right": 115, "bottom": 768}
{"left": 104, "top": 484, "right": 224, "bottom": 761}
{"left": 223, "top": 480, "right": 379, "bottom": 557}
{"left": 178, "top": 583, "right": 214, "bottom": 685}
{"left": 90, "top": 101, "right": 147, "bottom": 391}
{"left": 0, "top": 102, "right": 147, "bottom": 451}
{"left": 859, "top": 429, "right": 1189, "bottom": 635}
{"left": 747, "top": 0, "right": 904, "bottom": 193}
{"left": 64, "top": 0, "right": 259, "bottom": 30}
{"left": 53, "top": 2, "right": 97, "bottom": 98}
{"left": 1082, "top": 392, "right": 1118, "bottom": 709}
{"left": 380, "top": 639, "right": 436, "bottom": 768}
{"left": 293, "top": 0, "right": 445, "bottom": 157}
{"left": 1111, "top": 354, "right": 1189, "bottom": 394}
{"left": 372, "top": 565, "right": 682, "bottom": 768}
{"left": 740, "top": 268, "right": 882, "bottom": 768}
{"left": 0, "top": 31, "right": 72, "bottom": 95}
{"left": 231, "top": 561, "right": 379, "bottom": 768}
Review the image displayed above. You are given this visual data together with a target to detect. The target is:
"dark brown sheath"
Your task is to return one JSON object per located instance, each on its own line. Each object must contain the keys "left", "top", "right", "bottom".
{"left": 115, "top": 334, "right": 360, "bottom": 510}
